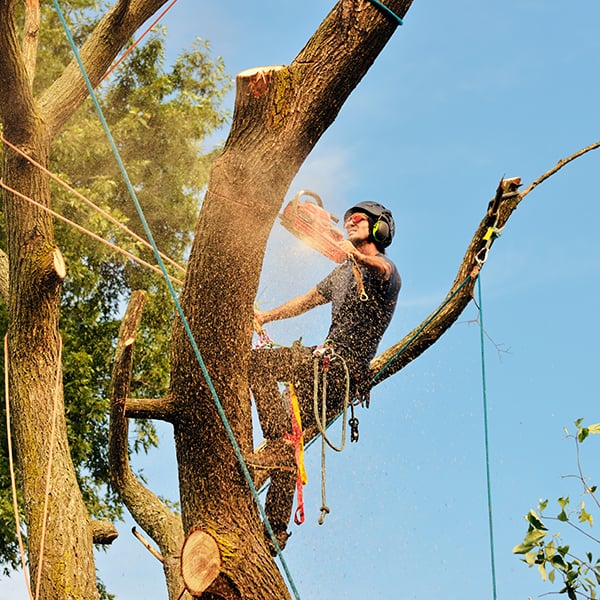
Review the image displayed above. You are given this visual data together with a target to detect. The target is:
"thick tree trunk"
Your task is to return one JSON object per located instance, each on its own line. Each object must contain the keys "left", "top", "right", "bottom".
{"left": 3, "top": 125, "right": 100, "bottom": 598}
{"left": 0, "top": 1, "right": 174, "bottom": 597}
{"left": 169, "top": 2, "right": 413, "bottom": 598}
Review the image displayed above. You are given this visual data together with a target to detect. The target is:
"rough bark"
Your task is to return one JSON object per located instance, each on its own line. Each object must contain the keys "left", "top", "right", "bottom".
{"left": 109, "top": 291, "right": 187, "bottom": 600}
{"left": 0, "top": 1, "right": 174, "bottom": 597}
{"left": 168, "top": 1, "right": 413, "bottom": 598}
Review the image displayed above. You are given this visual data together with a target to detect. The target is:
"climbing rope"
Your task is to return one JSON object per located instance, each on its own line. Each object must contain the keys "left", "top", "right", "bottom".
{"left": 0, "top": 179, "right": 183, "bottom": 286}
{"left": 52, "top": 3, "right": 301, "bottom": 596}
{"left": 0, "top": 134, "right": 186, "bottom": 277}
{"left": 312, "top": 347, "right": 352, "bottom": 524}
{"left": 476, "top": 276, "right": 498, "bottom": 600}
{"left": 365, "top": 0, "right": 404, "bottom": 26}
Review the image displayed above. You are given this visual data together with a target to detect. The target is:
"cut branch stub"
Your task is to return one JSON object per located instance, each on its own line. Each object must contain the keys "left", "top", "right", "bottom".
{"left": 180, "top": 529, "right": 221, "bottom": 596}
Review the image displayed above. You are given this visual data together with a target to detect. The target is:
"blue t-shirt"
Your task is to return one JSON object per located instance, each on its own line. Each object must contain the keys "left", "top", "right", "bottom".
{"left": 316, "top": 255, "right": 401, "bottom": 365}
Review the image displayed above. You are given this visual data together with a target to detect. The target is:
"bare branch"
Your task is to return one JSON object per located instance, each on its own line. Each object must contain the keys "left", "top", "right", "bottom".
{"left": 519, "top": 140, "right": 600, "bottom": 201}
{"left": 371, "top": 141, "right": 600, "bottom": 384}
{"left": 108, "top": 290, "right": 186, "bottom": 597}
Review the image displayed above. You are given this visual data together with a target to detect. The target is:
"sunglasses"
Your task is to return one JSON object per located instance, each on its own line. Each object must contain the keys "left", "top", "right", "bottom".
{"left": 344, "top": 212, "right": 369, "bottom": 225}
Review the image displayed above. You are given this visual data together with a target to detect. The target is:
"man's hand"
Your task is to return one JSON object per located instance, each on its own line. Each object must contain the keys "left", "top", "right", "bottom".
{"left": 254, "top": 309, "right": 268, "bottom": 328}
{"left": 338, "top": 239, "right": 359, "bottom": 259}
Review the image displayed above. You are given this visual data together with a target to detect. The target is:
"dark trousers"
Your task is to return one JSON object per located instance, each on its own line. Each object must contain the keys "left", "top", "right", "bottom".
{"left": 249, "top": 344, "right": 351, "bottom": 532}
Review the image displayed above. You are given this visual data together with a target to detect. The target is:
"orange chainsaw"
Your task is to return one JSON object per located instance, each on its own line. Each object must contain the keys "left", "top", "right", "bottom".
{"left": 279, "top": 190, "right": 347, "bottom": 263}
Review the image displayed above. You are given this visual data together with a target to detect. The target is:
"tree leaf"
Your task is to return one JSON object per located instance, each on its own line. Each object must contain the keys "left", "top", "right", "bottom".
{"left": 527, "top": 510, "right": 548, "bottom": 531}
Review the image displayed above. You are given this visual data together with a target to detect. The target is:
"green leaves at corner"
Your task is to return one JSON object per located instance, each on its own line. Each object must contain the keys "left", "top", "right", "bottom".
{"left": 576, "top": 420, "right": 600, "bottom": 443}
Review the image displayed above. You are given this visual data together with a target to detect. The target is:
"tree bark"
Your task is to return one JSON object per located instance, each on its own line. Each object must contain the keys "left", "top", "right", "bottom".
{"left": 109, "top": 291, "right": 187, "bottom": 600}
{"left": 0, "top": 1, "right": 175, "bottom": 597}
{"left": 168, "top": 2, "right": 413, "bottom": 598}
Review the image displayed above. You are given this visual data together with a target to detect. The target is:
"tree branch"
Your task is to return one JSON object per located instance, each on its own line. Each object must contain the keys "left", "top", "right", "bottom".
{"left": 0, "top": 0, "right": 39, "bottom": 140}
{"left": 108, "top": 290, "right": 186, "bottom": 598}
{"left": 91, "top": 520, "right": 119, "bottom": 545}
{"left": 22, "top": 0, "right": 40, "bottom": 88}
{"left": 125, "top": 395, "right": 177, "bottom": 422}
{"left": 39, "top": 0, "right": 171, "bottom": 137}
{"left": 518, "top": 140, "right": 600, "bottom": 201}
{"left": 371, "top": 140, "right": 600, "bottom": 384}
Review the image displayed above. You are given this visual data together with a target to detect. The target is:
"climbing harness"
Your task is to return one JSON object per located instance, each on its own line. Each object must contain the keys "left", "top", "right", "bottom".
{"left": 311, "top": 343, "right": 355, "bottom": 524}
{"left": 279, "top": 190, "right": 347, "bottom": 263}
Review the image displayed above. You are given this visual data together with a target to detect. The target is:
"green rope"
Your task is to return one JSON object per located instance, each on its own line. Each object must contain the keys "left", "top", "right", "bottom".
{"left": 477, "top": 275, "right": 498, "bottom": 600}
{"left": 51, "top": 3, "right": 301, "bottom": 596}
{"left": 365, "top": 0, "right": 404, "bottom": 26}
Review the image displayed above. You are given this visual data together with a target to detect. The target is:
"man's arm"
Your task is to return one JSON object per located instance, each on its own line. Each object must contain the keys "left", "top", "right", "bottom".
{"left": 255, "top": 287, "right": 328, "bottom": 326}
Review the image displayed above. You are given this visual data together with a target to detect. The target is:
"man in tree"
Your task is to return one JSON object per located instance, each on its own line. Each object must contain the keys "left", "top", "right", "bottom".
{"left": 249, "top": 201, "right": 401, "bottom": 553}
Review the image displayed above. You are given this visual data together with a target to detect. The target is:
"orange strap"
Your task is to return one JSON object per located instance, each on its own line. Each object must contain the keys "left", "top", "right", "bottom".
{"left": 284, "top": 383, "right": 307, "bottom": 525}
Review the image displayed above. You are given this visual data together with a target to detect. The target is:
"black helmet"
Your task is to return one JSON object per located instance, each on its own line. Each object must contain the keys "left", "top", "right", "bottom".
{"left": 344, "top": 201, "right": 395, "bottom": 248}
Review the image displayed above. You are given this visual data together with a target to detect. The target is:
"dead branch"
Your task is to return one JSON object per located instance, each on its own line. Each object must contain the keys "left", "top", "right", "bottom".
{"left": 370, "top": 141, "right": 600, "bottom": 384}
{"left": 92, "top": 520, "right": 119, "bottom": 545}
{"left": 108, "top": 290, "right": 186, "bottom": 598}
{"left": 519, "top": 140, "right": 600, "bottom": 201}
{"left": 132, "top": 526, "right": 164, "bottom": 563}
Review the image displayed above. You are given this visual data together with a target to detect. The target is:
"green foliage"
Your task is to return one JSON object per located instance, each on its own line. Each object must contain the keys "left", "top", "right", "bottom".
{"left": 0, "top": 3, "right": 231, "bottom": 576}
{"left": 514, "top": 420, "right": 600, "bottom": 599}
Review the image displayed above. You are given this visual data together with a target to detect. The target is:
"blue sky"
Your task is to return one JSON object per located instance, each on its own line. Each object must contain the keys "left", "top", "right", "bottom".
{"left": 3, "top": 1, "right": 600, "bottom": 599}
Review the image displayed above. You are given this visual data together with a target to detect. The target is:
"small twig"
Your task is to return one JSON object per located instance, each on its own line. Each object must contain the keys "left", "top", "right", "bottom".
{"left": 519, "top": 141, "right": 600, "bottom": 202}
{"left": 131, "top": 527, "right": 164, "bottom": 563}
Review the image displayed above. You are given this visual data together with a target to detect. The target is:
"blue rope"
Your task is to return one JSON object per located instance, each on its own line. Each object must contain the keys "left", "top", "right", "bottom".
{"left": 476, "top": 275, "right": 498, "bottom": 600}
{"left": 51, "top": 3, "right": 301, "bottom": 597}
{"left": 365, "top": 0, "right": 404, "bottom": 26}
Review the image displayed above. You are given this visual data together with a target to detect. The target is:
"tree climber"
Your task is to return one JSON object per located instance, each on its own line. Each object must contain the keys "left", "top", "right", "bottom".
{"left": 248, "top": 201, "right": 401, "bottom": 554}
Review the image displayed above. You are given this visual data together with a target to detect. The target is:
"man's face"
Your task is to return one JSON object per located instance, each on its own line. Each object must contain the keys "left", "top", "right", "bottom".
{"left": 344, "top": 212, "right": 370, "bottom": 245}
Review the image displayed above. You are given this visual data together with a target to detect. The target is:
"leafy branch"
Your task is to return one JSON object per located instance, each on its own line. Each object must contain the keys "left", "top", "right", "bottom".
{"left": 514, "top": 420, "right": 600, "bottom": 599}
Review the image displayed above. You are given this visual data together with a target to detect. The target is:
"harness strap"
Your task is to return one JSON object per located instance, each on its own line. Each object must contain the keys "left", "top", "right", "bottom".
{"left": 283, "top": 383, "right": 307, "bottom": 525}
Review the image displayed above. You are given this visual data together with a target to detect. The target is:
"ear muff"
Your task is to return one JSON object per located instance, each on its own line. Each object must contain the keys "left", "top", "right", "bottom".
{"left": 372, "top": 218, "right": 390, "bottom": 244}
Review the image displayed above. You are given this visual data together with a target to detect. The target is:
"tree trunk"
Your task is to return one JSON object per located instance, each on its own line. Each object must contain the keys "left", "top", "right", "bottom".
{"left": 0, "top": 1, "right": 175, "bottom": 597}
{"left": 3, "top": 120, "right": 100, "bottom": 599}
{"left": 169, "top": 2, "right": 413, "bottom": 597}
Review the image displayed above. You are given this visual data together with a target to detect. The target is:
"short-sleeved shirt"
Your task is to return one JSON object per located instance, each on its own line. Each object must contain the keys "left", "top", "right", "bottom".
{"left": 316, "top": 255, "right": 401, "bottom": 366}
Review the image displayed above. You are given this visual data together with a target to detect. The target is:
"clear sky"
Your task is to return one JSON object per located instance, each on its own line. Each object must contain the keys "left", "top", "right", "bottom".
{"left": 3, "top": 1, "right": 600, "bottom": 599}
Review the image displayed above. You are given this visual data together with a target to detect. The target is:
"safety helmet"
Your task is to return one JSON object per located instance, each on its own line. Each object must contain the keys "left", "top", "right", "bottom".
{"left": 344, "top": 201, "right": 395, "bottom": 248}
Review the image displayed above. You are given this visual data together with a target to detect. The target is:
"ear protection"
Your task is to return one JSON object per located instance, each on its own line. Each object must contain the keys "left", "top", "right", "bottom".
{"left": 372, "top": 217, "right": 391, "bottom": 245}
